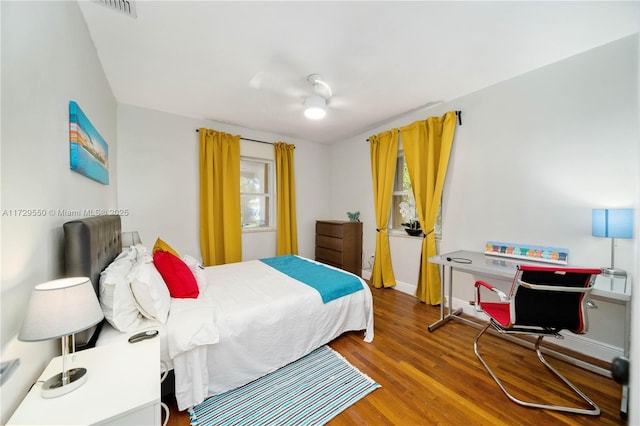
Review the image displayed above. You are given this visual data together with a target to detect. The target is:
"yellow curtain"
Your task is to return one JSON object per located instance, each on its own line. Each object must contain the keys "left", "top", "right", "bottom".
{"left": 369, "top": 129, "right": 399, "bottom": 288}
{"left": 400, "top": 112, "right": 456, "bottom": 304}
{"left": 274, "top": 142, "right": 298, "bottom": 255}
{"left": 199, "top": 128, "right": 242, "bottom": 266}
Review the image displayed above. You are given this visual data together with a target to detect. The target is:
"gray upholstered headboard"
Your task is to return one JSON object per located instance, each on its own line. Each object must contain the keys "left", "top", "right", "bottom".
{"left": 63, "top": 215, "right": 122, "bottom": 349}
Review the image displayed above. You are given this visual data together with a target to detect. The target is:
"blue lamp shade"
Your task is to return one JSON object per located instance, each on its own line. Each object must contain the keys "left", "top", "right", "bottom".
{"left": 592, "top": 209, "right": 633, "bottom": 239}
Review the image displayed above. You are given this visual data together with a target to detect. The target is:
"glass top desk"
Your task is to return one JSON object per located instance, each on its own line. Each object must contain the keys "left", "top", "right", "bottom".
{"left": 429, "top": 250, "right": 631, "bottom": 417}
{"left": 427, "top": 250, "right": 630, "bottom": 342}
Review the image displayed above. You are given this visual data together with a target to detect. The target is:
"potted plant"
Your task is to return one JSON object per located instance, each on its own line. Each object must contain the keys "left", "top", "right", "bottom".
{"left": 399, "top": 201, "right": 422, "bottom": 236}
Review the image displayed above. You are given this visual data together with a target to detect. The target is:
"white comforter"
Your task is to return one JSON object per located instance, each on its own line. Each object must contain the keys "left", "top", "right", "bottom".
{"left": 171, "top": 257, "right": 374, "bottom": 411}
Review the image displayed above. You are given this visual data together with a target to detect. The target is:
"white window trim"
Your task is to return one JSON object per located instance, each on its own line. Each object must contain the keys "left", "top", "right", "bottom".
{"left": 240, "top": 156, "right": 275, "bottom": 232}
{"left": 389, "top": 148, "right": 443, "bottom": 239}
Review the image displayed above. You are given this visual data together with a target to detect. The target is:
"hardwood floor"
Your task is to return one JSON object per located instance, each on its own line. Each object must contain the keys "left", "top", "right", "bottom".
{"left": 165, "top": 285, "right": 625, "bottom": 425}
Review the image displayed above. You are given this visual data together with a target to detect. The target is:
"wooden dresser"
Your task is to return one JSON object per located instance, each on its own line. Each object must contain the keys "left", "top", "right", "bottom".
{"left": 315, "top": 220, "right": 363, "bottom": 276}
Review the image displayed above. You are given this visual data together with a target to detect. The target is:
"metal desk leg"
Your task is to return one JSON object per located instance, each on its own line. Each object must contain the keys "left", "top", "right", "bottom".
{"left": 428, "top": 264, "right": 463, "bottom": 332}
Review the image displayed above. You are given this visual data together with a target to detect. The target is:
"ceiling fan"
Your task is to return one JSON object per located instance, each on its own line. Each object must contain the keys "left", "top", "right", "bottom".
{"left": 303, "top": 74, "right": 332, "bottom": 120}
{"left": 249, "top": 70, "right": 334, "bottom": 120}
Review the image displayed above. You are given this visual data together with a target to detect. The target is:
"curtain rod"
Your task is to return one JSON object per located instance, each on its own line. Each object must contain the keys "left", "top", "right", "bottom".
{"left": 365, "top": 110, "right": 462, "bottom": 142}
{"left": 195, "top": 129, "right": 273, "bottom": 145}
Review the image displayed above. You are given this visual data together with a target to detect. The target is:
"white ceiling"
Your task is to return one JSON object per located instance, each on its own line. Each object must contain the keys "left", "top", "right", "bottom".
{"left": 78, "top": 1, "right": 638, "bottom": 144}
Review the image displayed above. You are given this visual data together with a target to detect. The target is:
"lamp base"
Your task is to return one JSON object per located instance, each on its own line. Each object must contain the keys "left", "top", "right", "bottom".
{"left": 41, "top": 367, "right": 87, "bottom": 398}
{"left": 602, "top": 267, "right": 627, "bottom": 277}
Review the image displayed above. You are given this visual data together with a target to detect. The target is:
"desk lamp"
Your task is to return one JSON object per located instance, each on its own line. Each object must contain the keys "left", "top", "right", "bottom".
{"left": 592, "top": 208, "right": 633, "bottom": 276}
{"left": 121, "top": 231, "right": 142, "bottom": 248}
{"left": 19, "top": 277, "right": 104, "bottom": 398}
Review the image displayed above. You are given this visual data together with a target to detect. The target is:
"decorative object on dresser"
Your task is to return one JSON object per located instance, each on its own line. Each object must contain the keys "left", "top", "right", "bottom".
{"left": 18, "top": 277, "right": 104, "bottom": 398}
{"left": 315, "top": 220, "right": 363, "bottom": 276}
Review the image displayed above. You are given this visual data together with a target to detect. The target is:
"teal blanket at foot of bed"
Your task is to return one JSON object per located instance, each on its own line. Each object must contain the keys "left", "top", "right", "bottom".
{"left": 259, "top": 255, "right": 363, "bottom": 303}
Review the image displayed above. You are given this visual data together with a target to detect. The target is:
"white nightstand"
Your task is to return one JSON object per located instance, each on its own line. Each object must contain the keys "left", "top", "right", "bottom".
{"left": 8, "top": 337, "right": 160, "bottom": 425}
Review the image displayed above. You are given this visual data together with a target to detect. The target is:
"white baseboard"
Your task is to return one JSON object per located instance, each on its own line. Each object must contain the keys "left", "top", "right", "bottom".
{"left": 362, "top": 273, "right": 416, "bottom": 296}
{"left": 392, "top": 280, "right": 416, "bottom": 296}
{"left": 389, "top": 281, "right": 623, "bottom": 363}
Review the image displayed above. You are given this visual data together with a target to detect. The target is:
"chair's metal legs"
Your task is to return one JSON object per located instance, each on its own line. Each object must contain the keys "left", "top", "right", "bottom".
{"left": 474, "top": 323, "right": 600, "bottom": 416}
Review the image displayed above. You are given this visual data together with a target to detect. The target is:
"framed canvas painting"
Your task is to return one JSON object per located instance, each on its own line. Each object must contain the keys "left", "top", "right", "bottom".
{"left": 69, "top": 101, "right": 109, "bottom": 184}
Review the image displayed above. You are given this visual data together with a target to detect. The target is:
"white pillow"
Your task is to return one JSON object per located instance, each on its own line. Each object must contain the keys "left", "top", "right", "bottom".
{"left": 133, "top": 243, "right": 149, "bottom": 260}
{"left": 128, "top": 255, "right": 171, "bottom": 323}
{"left": 182, "top": 254, "right": 208, "bottom": 290}
{"left": 99, "top": 257, "right": 142, "bottom": 331}
{"left": 114, "top": 245, "right": 137, "bottom": 263}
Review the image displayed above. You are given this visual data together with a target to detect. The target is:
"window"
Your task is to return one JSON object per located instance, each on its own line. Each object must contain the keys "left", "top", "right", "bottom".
{"left": 390, "top": 150, "right": 442, "bottom": 236}
{"left": 391, "top": 152, "right": 413, "bottom": 230}
{"left": 240, "top": 158, "right": 273, "bottom": 229}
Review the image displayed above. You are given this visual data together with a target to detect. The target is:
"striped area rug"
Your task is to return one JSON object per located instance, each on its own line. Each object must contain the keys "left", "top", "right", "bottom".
{"left": 191, "top": 345, "right": 380, "bottom": 426}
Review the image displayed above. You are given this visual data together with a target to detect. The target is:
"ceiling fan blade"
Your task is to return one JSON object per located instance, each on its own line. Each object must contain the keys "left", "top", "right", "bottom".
{"left": 248, "top": 71, "right": 265, "bottom": 90}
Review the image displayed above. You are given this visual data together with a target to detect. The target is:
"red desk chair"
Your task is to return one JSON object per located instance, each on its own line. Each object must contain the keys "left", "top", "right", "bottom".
{"left": 474, "top": 264, "right": 601, "bottom": 415}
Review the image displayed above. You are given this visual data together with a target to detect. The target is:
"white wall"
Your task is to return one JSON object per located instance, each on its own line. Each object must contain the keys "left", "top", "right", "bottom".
{"left": 0, "top": 1, "right": 117, "bottom": 423}
{"left": 330, "top": 35, "right": 638, "bottom": 359}
{"left": 117, "top": 104, "right": 331, "bottom": 262}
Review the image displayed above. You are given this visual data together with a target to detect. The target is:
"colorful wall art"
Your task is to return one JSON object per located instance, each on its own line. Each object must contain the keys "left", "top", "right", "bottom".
{"left": 69, "top": 101, "right": 109, "bottom": 184}
{"left": 484, "top": 241, "right": 569, "bottom": 265}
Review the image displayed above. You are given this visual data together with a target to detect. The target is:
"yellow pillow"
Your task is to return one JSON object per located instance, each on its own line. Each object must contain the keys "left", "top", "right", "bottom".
{"left": 152, "top": 238, "right": 179, "bottom": 257}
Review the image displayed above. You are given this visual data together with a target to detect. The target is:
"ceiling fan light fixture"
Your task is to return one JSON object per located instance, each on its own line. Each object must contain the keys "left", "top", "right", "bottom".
{"left": 304, "top": 95, "right": 327, "bottom": 120}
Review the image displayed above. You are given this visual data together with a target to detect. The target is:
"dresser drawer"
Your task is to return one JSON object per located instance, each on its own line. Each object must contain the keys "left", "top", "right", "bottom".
{"left": 316, "top": 235, "right": 343, "bottom": 252}
{"left": 315, "top": 220, "right": 362, "bottom": 277}
{"left": 314, "top": 257, "right": 342, "bottom": 269}
{"left": 316, "top": 246, "right": 343, "bottom": 265}
{"left": 316, "top": 222, "right": 344, "bottom": 238}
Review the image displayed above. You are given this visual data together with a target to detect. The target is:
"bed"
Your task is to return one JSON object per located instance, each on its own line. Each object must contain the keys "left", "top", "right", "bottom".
{"left": 63, "top": 215, "right": 374, "bottom": 411}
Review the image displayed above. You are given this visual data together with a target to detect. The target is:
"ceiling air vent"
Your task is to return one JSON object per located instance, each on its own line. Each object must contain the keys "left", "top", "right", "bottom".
{"left": 93, "top": 0, "right": 137, "bottom": 18}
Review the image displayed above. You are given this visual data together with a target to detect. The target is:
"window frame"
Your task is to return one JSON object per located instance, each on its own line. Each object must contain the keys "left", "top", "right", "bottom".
{"left": 390, "top": 150, "right": 413, "bottom": 232}
{"left": 389, "top": 149, "right": 442, "bottom": 238}
{"left": 240, "top": 156, "right": 275, "bottom": 232}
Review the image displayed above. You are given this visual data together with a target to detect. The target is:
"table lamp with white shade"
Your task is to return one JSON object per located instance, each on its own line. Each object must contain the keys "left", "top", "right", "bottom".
{"left": 592, "top": 208, "right": 634, "bottom": 276}
{"left": 18, "top": 277, "right": 104, "bottom": 398}
{"left": 121, "top": 231, "right": 142, "bottom": 248}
